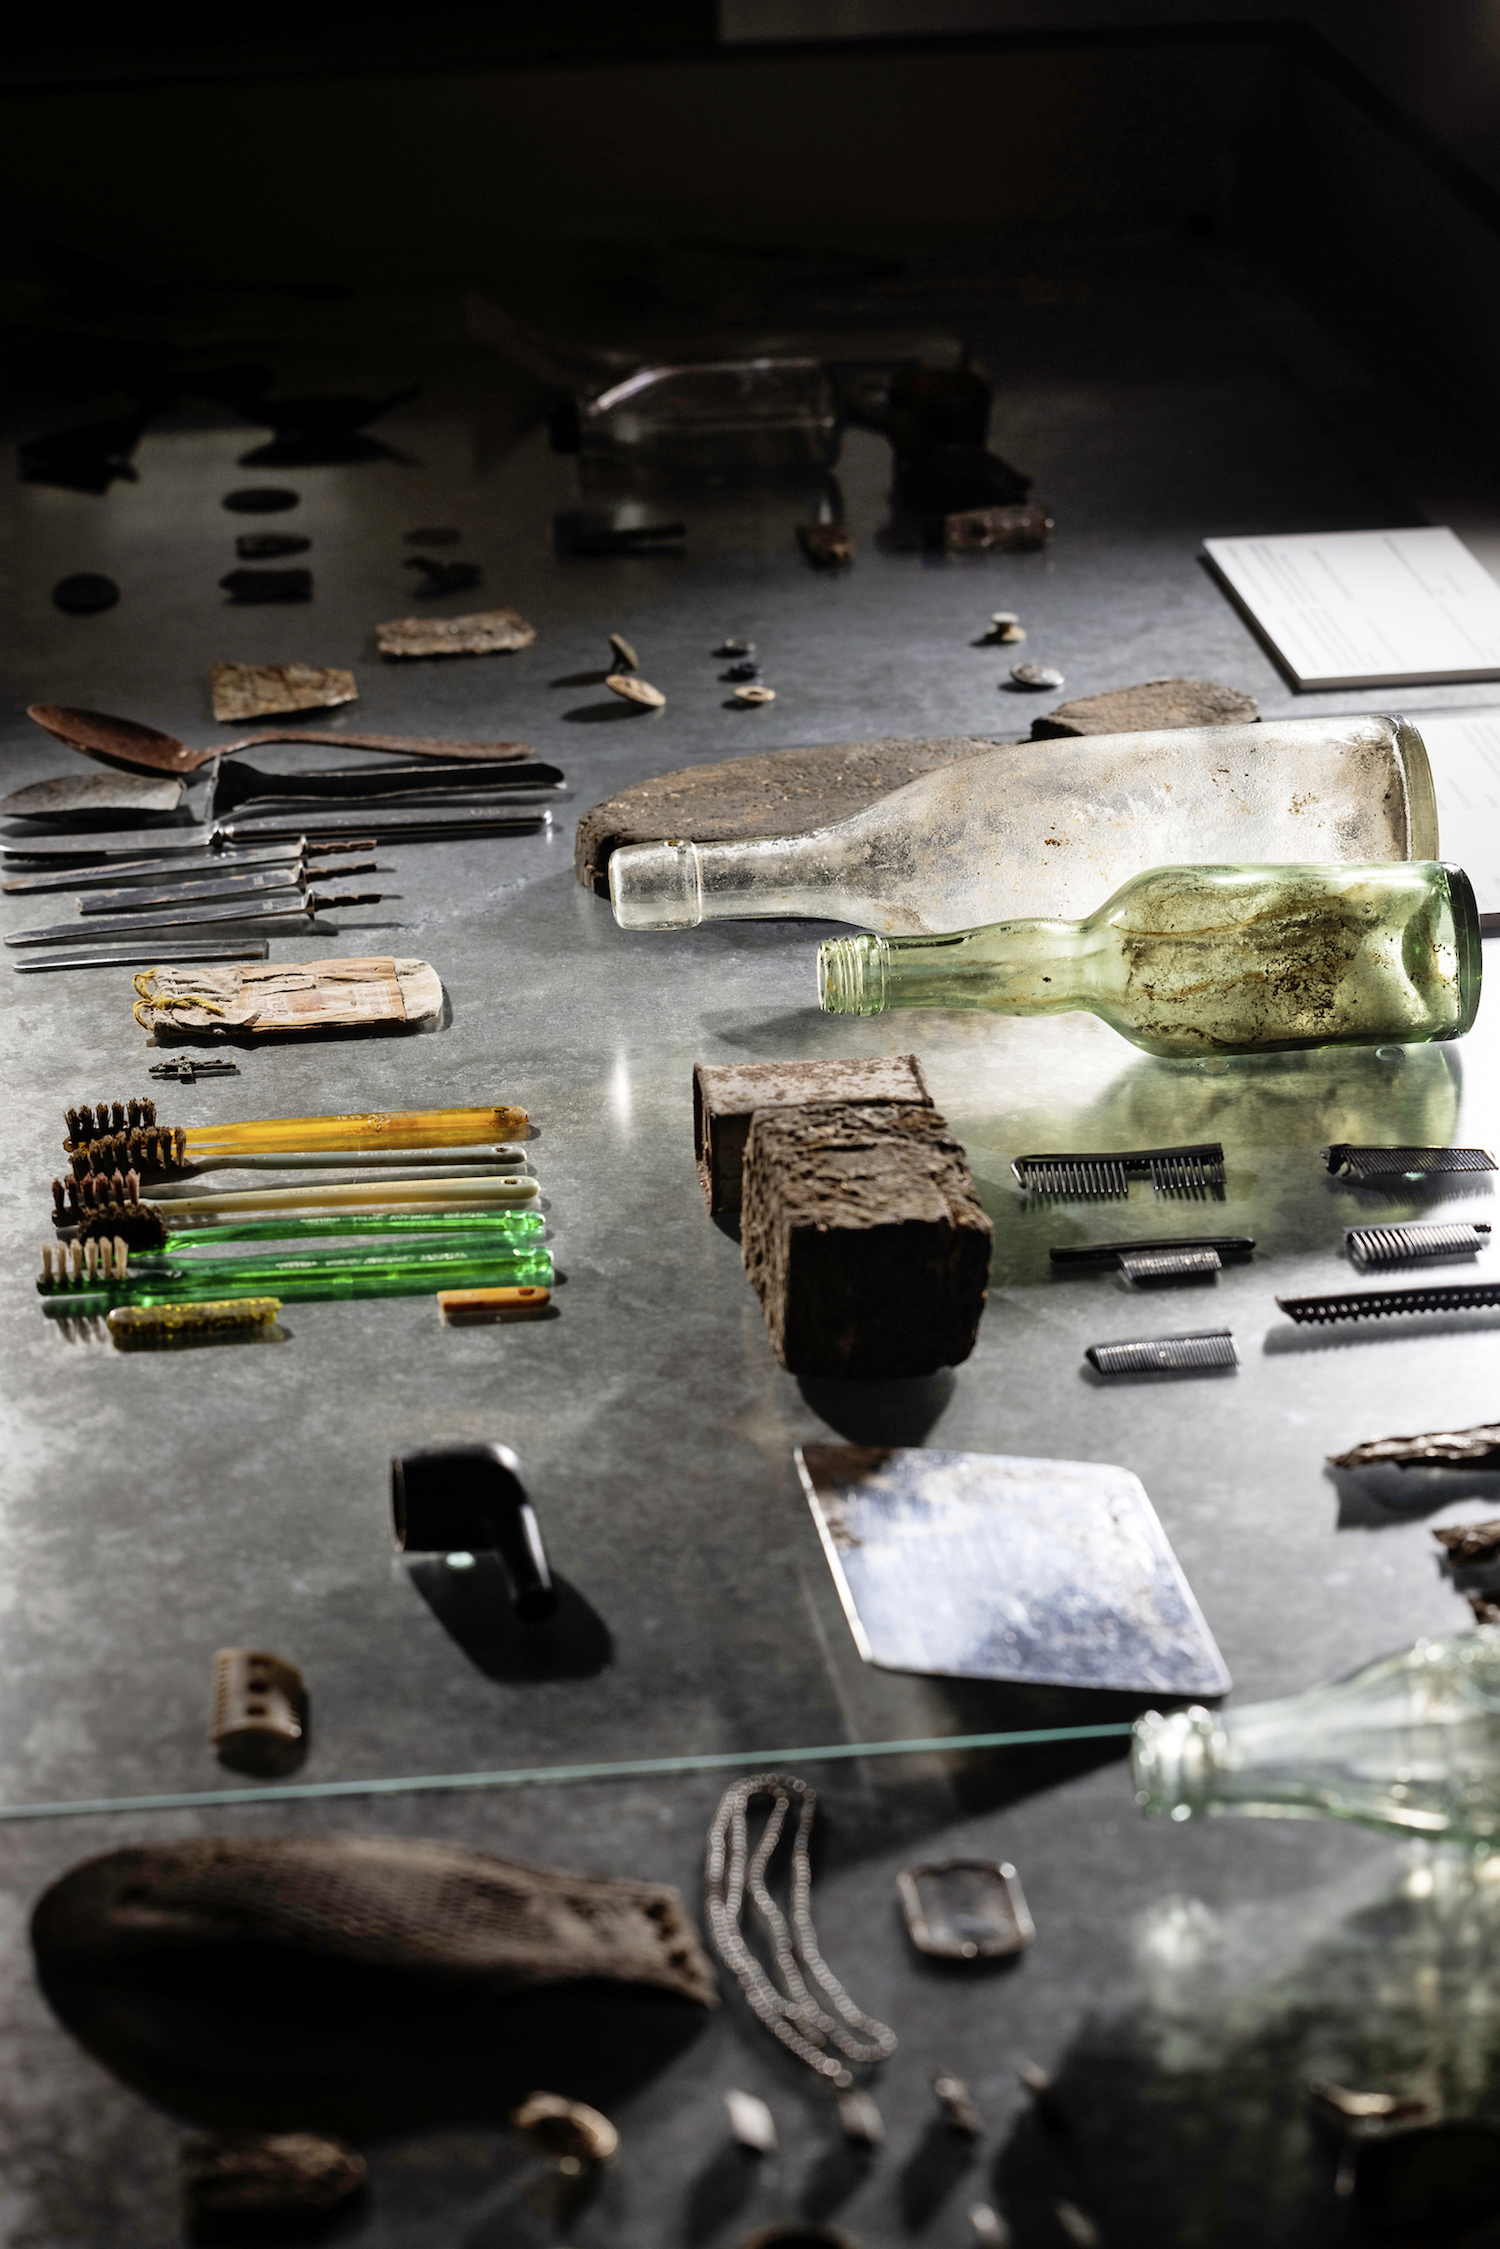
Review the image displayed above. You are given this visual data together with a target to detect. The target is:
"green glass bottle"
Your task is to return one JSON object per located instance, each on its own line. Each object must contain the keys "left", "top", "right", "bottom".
{"left": 817, "top": 861, "right": 1481, "bottom": 1059}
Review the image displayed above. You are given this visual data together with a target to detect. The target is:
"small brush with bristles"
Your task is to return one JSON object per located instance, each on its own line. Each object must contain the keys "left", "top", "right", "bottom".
{"left": 62, "top": 1098, "right": 529, "bottom": 1175}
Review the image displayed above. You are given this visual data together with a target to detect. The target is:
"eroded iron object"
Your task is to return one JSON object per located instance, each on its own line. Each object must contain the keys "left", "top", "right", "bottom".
{"left": 182, "top": 2130, "right": 367, "bottom": 2240}
{"left": 1323, "top": 1144, "right": 1497, "bottom": 1180}
{"left": 1332, "top": 1422, "right": 1500, "bottom": 1472}
{"left": 31, "top": 1836, "right": 717, "bottom": 2129}
{"left": 210, "top": 665, "right": 356, "bottom": 724}
{"left": 404, "top": 556, "right": 481, "bottom": 594}
{"left": 797, "top": 523, "right": 854, "bottom": 569}
{"left": 1014, "top": 1144, "right": 1225, "bottom": 1199}
{"left": 210, "top": 1648, "right": 307, "bottom": 1778}
{"left": 219, "top": 568, "right": 312, "bottom": 604}
{"left": 944, "top": 502, "right": 1053, "bottom": 552}
{"left": 797, "top": 1442, "right": 1230, "bottom": 1694}
{"left": 1433, "top": 1520, "right": 1500, "bottom": 1566}
{"left": 1085, "top": 1329, "right": 1238, "bottom": 1374}
{"left": 897, "top": 1860, "right": 1034, "bottom": 1961}
{"left": 376, "top": 608, "right": 535, "bottom": 658}
{"left": 392, "top": 1440, "right": 557, "bottom": 1618}
{"left": 150, "top": 1056, "right": 241, "bottom": 1081}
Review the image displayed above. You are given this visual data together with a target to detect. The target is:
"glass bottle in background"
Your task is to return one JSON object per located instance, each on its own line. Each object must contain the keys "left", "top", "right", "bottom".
{"left": 607, "top": 716, "right": 1439, "bottom": 935}
{"left": 1133, "top": 1628, "right": 1500, "bottom": 1846}
{"left": 816, "top": 860, "right": 1479, "bottom": 1059}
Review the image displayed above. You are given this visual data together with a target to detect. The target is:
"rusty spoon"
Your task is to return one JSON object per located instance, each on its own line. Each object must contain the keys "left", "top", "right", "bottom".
{"left": 27, "top": 705, "right": 533, "bottom": 775}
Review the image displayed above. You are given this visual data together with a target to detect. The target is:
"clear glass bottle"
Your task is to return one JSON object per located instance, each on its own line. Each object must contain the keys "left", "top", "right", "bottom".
{"left": 1133, "top": 1628, "right": 1500, "bottom": 1845}
{"left": 607, "top": 715, "right": 1438, "bottom": 935}
{"left": 579, "top": 359, "right": 841, "bottom": 473}
{"left": 816, "top": 860, "right": 1479, "bottom": 1059}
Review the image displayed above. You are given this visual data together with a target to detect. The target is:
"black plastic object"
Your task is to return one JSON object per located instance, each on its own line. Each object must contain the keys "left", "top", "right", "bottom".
{"left": 219, "top": 568, "right": 312, "bottom": 604}
{"left": 1350, "top": 2123, "right": 1500, "bottom": 2242}
{"left": 222, "top": 489, "right": 300, "bottom": 514}
{"left": 404, "top": 556, "right": 481, "bottom": 594}
{"left": 53, "top": 574, "right": 120, "bottom": 615}
{"left": 235, "top": 532, "right": 310, "bottom": 560}
{"left": 392, "top": 1442, "right": 558, "bottom": 1620}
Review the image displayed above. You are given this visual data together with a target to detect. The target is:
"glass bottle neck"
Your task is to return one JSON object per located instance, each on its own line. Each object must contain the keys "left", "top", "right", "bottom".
{"left": 818, "top": 921, "right": 1087, "bottom": 1017}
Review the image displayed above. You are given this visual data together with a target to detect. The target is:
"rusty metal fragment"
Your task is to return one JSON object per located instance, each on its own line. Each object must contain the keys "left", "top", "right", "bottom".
{"left": 376, "top": 608, "right": 535, "bottom": 659}
{"left": 219, "top": 568, "right": 312, "bottom": 605}
{"left": 944, "top": 502, "right": 1053, "bottom": 552}
{"left": 210, "top": 664, "right": 357, "bottom": 724}
{"left": 1329, "top": 1424, "right": 1500, "bottom": 1472}
{"left": 1433, "top": 1519, "right": 1500, "bottom": 1563}
{"left": 182, "top": 2131, "right": 367, "bottom": 2239}
{"left": 797, "top": 523, "right": 854, "bottom": 569}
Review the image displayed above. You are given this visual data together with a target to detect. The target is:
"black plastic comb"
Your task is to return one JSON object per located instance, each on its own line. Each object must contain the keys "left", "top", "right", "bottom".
{"left": 1347, "top": 1222, "right": 1492, "bottom": 1267}
{"left": 1278, "top": 1281, "right": 1500, "bottom": 1326}
{"left": 1323, "top": 1145, "right": 1496, "bottom": 1180}
{"left": 1085, "top": 1328, "right": 1238, "bottom": 1374}
{"left": 1012, "top": 1143, "right": 1225, "bottom": 1199}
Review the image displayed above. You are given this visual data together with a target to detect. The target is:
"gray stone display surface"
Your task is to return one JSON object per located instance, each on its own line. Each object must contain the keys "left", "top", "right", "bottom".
{"left": 3, "top": 233, "right": 1500, "bottom": 2245}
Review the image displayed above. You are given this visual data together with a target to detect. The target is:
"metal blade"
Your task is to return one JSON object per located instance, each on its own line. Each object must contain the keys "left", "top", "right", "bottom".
{"left": 13, "top": 939, "right": 270, "bottom": 972}
{"left": 81, "top": 871, "right": 309, "bottom": 913}
{"left": 5, "top": 844, "right": 306, "bottom": 893}
{"left": 8, "top": 896, "right": 323, "bottom": 944}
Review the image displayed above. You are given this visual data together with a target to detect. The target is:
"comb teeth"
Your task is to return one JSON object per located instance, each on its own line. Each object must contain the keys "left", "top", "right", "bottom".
{"left": 1119, "top": 1247, "right": 1222, "bottom": 1284}
{"left": 1323, "top": 1144, "right": 1497, "bottom": 1180}
{"left": 1278, "top": 1281, "right": 1500, "bottom": 1326}
{"left": 1085, "top": 1328, "right": 1238, "bottom": 1375}
{"left": 1013, "top": 1144, "right": 1224, "bottom": 1200}
{"left": 1347, "top": 1222, "right": 1493, "bottom": 1267}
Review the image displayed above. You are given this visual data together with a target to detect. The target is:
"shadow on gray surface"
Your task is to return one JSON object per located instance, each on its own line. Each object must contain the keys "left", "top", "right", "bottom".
{"left": 684, "top": 2141, "right": 763, "bottom": 2245}
{"left": 898, "top": 2114, "right": 979, "bottom": 2229}
{"left": 563, "top": 701, "right": 653, "bottom": 723}
{"left": 797, "top": 1371, "right": 955, "bottom": 1445}
{"left": 406, "top": 1558, "right": 612, "bottom": 1681}
{"left": 1329, "top": 1462, "right": 1500, "bottom": 1527}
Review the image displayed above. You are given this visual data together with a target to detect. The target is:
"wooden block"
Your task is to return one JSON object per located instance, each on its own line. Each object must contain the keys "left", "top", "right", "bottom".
{"left": 741, "top": 1104, "right": 992, "bottom": 1379}
{"left": 1030, "top": 678, "right": 1259, "bottom": 739}
{"left": 574, "top": 736, "right": 1012, "bottom": 897}
{"left": 694, "top": 1055, "right": 933, "bottom": 1215}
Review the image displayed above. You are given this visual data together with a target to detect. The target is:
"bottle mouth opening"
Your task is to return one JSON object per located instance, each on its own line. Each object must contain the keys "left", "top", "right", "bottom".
{"left": 818, "top": 934, "right": 884, "bottom": 1015}
{"left": 1131, "top": 1705, "right": 1219, "bottom": 1820}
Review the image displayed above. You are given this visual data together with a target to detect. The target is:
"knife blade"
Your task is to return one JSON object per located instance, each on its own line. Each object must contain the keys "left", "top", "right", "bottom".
{"left": 13, "top": 939, "right": 271, "bottom": 972}
{"left": 7, "top": 891, "right": 383, "bottom": 945}
{"left": 79, "top": 863, "right": 379, "bottom": 913}
{"left": 3, "top": 807, "right": 550, "bottom": 860}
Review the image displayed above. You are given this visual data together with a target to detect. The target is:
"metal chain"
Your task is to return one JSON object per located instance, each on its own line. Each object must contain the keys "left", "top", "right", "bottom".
{"left": 704, "top": 1772, "right": 897, "bottom": 2091}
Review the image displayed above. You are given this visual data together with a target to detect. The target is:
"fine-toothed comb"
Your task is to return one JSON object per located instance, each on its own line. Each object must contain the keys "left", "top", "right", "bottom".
{"left": 1084, "top": 1328, "right": 1238, "bottom": 1375}
{"left": 62, "top": 1099, "right": 528, "bottom": 1175}
{"left": 1051, "top": 1235, "right": 1253, "bottom": 1284}
{"left": 1322, "top": 1144, "right": 1497, "bottom": 1180}
{"left": 1347, "top": 1222, "right": 1493, "bottom": 1267}
{"left": 1278, "top": 1280, "right": 1500, "bottom": 1325}
{"left": 1013, "top": 1144, "right": 1225, "bottom": 1199}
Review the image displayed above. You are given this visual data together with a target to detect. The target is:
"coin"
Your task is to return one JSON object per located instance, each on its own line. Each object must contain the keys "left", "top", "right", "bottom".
{"left": 1010, "top": 662, "right": 1063, "bottom": 689}
{"left": 609, "top": 633, "right": 639, "bottom": 672}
